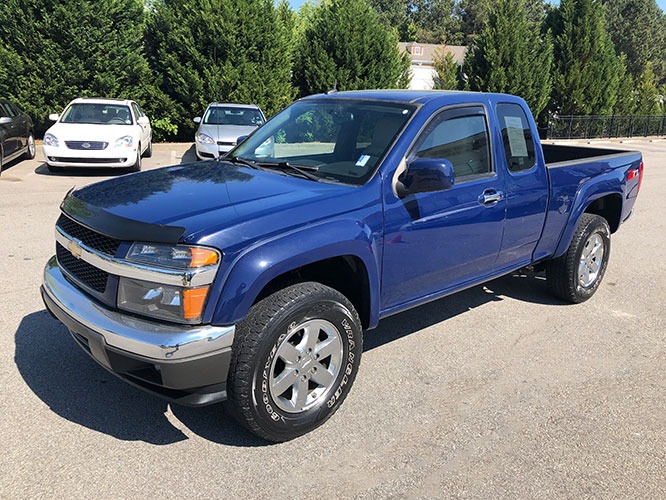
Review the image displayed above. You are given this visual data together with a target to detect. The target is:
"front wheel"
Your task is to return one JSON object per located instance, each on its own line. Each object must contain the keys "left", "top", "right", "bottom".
{"left": 546, "top": 213, "right": 611, "bottom": 303}
{"left": 143, "top": 139, "right": 152, "bottom": 158}
{"left": 225, "top": 282, "right": 363, "bottom": 442}
{"left": 128, "top": 150, "right": 141, "bottom": 172}
{"left": 25, "top": 134, "right": 36, "bottom": 159}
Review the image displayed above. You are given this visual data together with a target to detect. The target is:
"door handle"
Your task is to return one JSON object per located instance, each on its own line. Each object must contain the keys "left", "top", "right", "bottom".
{"left": 479, "top": 190, "right": 504, "bottom": 205}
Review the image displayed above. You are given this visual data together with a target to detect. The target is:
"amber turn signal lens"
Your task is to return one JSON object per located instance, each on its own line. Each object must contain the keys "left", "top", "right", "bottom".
{"left": 183, "top": 287, "right": 210, "bottom": 320}
{"left": 190, "top": 248, "right": 219, "bottom": 267}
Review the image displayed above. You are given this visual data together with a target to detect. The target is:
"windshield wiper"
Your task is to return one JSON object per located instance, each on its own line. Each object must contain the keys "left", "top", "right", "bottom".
{"left": 223, "top": 155, "right": 259, "bottom": 169}
{"left": 260, "top": 161, "right": 322, "bottom": 181}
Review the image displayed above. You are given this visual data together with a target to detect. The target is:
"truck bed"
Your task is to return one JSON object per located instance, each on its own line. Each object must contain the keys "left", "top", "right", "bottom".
{"left": 542, "top": 143, "right": 637, "bottom": 166}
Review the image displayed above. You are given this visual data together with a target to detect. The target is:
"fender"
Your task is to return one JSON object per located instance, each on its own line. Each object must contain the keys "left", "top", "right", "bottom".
{"left": 552, "top": 167, "right": 626, "bottom": 258}
{"left": 209, "top": 218, "right": 382, "bottom": 328}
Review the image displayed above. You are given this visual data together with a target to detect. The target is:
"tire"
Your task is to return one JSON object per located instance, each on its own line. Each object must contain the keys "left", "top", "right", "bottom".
{"left": 225, "top": 282, "right": 363, "bottom": 442}
{"left": 546, "top": 213, "right": 611, "bottom": 303}
{"left": 143, "top": 139, "right": 152, "bottom": 158}
{"left": 24, "top": 133, "right": 36, "bottom": 160}
{"left": 128, "top": 150, "right": 141, "bottom": 172}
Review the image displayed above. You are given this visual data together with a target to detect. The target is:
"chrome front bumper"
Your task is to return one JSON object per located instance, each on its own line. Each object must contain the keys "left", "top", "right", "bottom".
{"left": 41, "top": 256, "right": 236, "bottom": 405}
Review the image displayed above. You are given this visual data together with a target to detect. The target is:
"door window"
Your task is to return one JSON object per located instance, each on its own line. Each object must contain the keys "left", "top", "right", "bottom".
{"left": 412, "top": 106, "right": 492, "bottom": 181}
{"left": 1, "top": 103, "right": 16, "bottom": 118}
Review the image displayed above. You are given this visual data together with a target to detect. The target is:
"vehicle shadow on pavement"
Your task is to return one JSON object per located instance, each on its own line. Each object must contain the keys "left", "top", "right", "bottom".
{"left": 180, "top": 144, "right": 197, "bottom": 163}
{"left": 365, "top": 270, "right": 563, "bottom": 351}
{"left": 33, "top": 163, "right": 128, "bottom": 177}
{"left": 14, "top": 310, "right": 266, "bottom": 447}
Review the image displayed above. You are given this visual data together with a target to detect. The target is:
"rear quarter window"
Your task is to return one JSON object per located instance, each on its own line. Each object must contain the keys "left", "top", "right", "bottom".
{"left": 496, "top": 103, "right": 536, "bottom": 173}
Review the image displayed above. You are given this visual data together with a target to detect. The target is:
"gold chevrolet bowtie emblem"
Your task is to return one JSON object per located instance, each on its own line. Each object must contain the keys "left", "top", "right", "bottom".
{"left": 67, "top": 239, "right": 83, "bottom": 259}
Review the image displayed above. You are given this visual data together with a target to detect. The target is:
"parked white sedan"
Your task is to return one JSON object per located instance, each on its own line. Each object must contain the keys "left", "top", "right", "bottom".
{"left": 43, "top": 98, "right": 152, "bottom": 172}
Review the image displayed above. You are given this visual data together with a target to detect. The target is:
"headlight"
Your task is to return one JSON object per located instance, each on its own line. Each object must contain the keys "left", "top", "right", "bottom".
{"left": 126, "top": 242, "right": 219, "bottom": 269}
{"left": 118, "top": 277, "right": 210, "bottom": 324}
{"left": 118, "top": 243, "right": 221, "bottom": 324}
{"left": 196, "top": 132, "right": 214, "bottom": 144}
{"left": 114, "top": 135, "right": 134, "bottom": 148}
{"left": 44, "top": 133, "right": 59, "bottom": 147}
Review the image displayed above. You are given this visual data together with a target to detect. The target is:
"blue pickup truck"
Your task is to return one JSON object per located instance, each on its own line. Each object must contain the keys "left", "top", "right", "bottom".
{"left": 41, "top": 91, "right": 643, "bottom": 442}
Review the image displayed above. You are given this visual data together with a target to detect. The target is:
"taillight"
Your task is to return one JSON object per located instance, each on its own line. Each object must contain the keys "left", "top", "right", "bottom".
{"left": 627, "top": 161, "right": 644, "bottom": 195}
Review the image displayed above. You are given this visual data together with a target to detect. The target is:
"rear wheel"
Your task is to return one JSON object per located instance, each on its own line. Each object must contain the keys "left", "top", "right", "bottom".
{"left": 546, "top": 213, "right": 611, "bottom": 303}
{"left": 225, "top": 282, "right": 363, "bottom": 442}
{"left": 143, "top": 139, "right": 152, "bottom": 158}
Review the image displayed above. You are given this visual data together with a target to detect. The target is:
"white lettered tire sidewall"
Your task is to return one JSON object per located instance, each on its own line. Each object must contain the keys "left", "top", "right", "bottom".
{"left": 254, "top": 299, "right": 360, "bottom": 438}
{"left": 228, "top": 283, "right": 363, "bottom": 442}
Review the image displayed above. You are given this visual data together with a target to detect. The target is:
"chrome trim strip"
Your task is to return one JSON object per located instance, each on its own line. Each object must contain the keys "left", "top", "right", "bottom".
{"left": 55, "top": 226, "right": 218, "bottom": 287}
{"left": 43, "top": 256, "right": 235, "bottom": 361}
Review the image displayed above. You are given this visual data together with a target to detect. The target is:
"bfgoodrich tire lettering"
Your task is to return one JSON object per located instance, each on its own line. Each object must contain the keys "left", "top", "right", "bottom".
{"left": 546, "top": 213, "right": 611, "bottom": 303}
{"left": 225, "top": 282, "right": 363, "bottom": 442}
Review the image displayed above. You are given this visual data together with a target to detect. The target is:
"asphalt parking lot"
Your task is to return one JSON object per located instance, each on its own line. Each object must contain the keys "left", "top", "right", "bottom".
{"left": 1, "top": 140, "right": 665, "bottom": 498}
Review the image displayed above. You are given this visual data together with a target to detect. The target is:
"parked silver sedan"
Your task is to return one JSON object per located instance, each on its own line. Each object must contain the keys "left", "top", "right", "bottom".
{"left": 194, "top": 103, "right": 265, "bottom": 160}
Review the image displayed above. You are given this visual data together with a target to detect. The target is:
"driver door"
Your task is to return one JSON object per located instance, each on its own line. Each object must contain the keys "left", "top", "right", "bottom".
{"left": 381, "top": 105, "right": 506, "bottom": 310}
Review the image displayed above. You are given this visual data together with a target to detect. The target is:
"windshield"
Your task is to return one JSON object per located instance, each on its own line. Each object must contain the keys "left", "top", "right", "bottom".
{"left": 61, "top": 103, "right": 133, "bottom": 125}
{"left": 232, "top": 99, "right": 416, "bottom": 185}
{"left": 203, "top": 106, "right": 264, "bottom": 126}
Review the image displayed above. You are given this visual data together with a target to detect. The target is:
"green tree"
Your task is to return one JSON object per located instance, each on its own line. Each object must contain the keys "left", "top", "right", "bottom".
{"left": 613, "top": 72, "right": 637, "bottom": 115}
{"left": 432, "top": 49, "right": 462, "bottom": 90}
{"left": 550, "top": 0, "right": 625, "bottom": 115}
{"left": 634, "top": 63, "right": 663, "bottom": 115}
{"left": 603, "top": 0, "right": 666, "bottom": 84}
{"left": 457, "top": 0, "right": 549, "bottom": 45}
{"left": 370, "top": 0, "right": 409, "bottom": 31}
{"left": 409, "top": 0, "right": 462, "bottom": 44}
{"left": 292, "top": 0, "right": 411, "bottom": 97}
{"left": 0, "top": 0, "right": 172, "bottom": 137}
{"left": 463, "top": 0, "right": 553, "bottom": 117}
{"left": 370, "top": 0, "right": 462, "bottom": 43}
{"left": 144, "top": 0, "right": 295, "bottom": 140}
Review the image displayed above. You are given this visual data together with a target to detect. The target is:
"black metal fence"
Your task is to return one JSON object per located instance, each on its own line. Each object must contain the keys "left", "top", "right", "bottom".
{"left": 546, "top": 114, "right": 666, "bottom": 140}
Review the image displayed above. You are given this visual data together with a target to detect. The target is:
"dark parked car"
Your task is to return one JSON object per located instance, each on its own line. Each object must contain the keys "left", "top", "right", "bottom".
{"left": 0, "top": 99, "right": 35, "bottom": 174}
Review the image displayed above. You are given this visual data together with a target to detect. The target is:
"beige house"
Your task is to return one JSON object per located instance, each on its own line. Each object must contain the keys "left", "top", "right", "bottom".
{"left": 398, "top": 42, "right": 467, "bottom": 90}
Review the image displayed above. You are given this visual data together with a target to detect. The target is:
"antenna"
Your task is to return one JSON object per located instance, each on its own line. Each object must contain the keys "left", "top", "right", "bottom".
{"left": 326, "top": 81, "right": 338, "bottom": 94}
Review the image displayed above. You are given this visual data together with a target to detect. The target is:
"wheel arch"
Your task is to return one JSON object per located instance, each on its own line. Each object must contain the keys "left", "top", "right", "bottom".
{"left": 554, "top": 182, "right": 623, "bottom": 258}
{"left": 209, "top": 222, "right": 381, "bottom": 329}
{"left": 584, "top": 193, "right": 622, "bottom": 234}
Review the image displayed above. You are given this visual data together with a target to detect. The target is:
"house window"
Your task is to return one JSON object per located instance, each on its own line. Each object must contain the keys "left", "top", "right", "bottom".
{"left": 412, "top": 46, "right": 422, "bottom": 56}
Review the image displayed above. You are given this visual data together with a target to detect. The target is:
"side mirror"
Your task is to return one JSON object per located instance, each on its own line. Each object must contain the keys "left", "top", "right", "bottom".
{"left": 0, "top": 117, "right": 11, "bottom": 125}
{"left": 193, "top": 117, "right": 202, "bottom": 124}
{"left": 137, "top": 116, "right": 150, "bottom": 125}
{"left": 398, "top": 158, "right": 455, "bottom": 196}
{"left": 48, "top": 113, "right": 60, "bottom": 122}
{"left": 236, "top": 135, "right": 248, "bottom": 145}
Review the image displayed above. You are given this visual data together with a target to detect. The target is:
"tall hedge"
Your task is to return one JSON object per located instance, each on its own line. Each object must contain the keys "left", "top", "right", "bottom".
{"left": 0, "top": 0, "right": 172, "bottom": 137}
{"left": 463, "top": 0, "right": 553, "bottom": 118}
{"left": 550, "top": 0, "right": 625, "bottom": 115}
{"left": 144, "top": 0, "right": 295, "bottom": 140}
{"left": 292, "top": 0, "right": 411, "bottom": 97}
